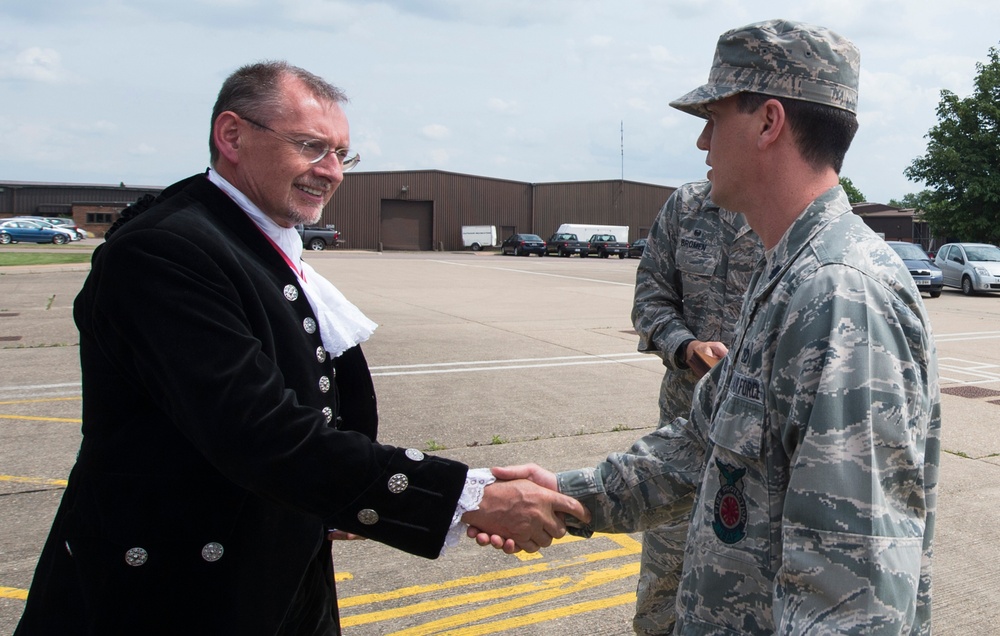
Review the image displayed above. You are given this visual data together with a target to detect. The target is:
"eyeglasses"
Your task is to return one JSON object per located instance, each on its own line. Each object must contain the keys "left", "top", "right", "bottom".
{"left": 241, "top": 116, "right": 360, "bottom": 171}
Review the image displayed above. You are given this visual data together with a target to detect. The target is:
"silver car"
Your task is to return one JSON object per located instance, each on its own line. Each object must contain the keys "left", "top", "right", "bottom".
{"left": 934, "top": 242, "right": 1000, "bottom": 295}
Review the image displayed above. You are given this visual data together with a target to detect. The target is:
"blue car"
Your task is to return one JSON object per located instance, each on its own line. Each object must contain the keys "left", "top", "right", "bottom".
{"left": 0, "top": 219, "right": 69, "bottom": 245}
{"left": 886, "top": 241, "right": 943, "bottom": 298}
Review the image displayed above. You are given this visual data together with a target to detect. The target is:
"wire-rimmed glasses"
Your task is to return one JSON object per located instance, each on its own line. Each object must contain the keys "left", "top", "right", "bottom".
{"left": 241, "top": 116, "right": 360, "bottom": 171}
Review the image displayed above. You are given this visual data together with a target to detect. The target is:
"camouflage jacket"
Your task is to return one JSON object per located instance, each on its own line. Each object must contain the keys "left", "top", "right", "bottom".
{"left": 632, "top": 179, "right": 761, "bottom": 422}
{"left": 560, "top": 187, "right": 940, "bottom": 635}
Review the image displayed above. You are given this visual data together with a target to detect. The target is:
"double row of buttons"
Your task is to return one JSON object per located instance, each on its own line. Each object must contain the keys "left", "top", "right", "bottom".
{"left": 286, "top": 283, "right": 336, "bottom": 425}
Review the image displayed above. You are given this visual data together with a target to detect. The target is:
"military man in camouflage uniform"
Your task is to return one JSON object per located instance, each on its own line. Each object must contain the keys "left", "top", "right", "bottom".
{"left": 631, "top": 180, "right": 761, "bottom": 634}
{"left": 487, "top": 19, "right": 940, "bottom": 634}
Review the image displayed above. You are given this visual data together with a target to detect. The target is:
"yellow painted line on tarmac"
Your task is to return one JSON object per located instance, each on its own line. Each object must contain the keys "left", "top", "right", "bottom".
{"left": 384, "top": 562, "right": 640, "bottom": 636}
{"left": 432, "top": 591, "right": 636, "bottom": 636}
{"left": 0, "top": 396, "right": 81, "bottom": 422}
{"left": 0, "top": 397, "right": 80, "bottom": 405}
{"left": 341, "top": 577, "right": 572, "bottom": 627}
{"left": 339, "top": 533, "right": 640, "bottom": 609}
{"left": 0, "top": 413, "right": 81, "bottom": 423}
{"left": 1, "top": 586, "right": 28, "bottom": 600}
{"left": 0, "top": 474, "right": 67, "bottom": 487}
{"left": 335, "top": 572, "right": 353, "bottom": 582}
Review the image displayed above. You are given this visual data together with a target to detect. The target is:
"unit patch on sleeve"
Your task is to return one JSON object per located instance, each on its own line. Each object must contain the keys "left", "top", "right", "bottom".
{"left": 712, "top": 459, "right": 748, "bottom": 544}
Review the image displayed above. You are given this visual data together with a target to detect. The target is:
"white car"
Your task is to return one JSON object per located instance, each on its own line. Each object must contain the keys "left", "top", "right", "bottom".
{"left": 42, "top": 217, "right": 88, "bottom": 240}
{"left": 934, "top": 243, "right": 1000, "bottom": 295}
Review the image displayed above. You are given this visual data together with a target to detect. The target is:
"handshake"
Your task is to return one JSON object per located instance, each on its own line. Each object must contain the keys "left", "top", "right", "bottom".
{"left": 461, "top": 464, "right": 590, "bottom": 554}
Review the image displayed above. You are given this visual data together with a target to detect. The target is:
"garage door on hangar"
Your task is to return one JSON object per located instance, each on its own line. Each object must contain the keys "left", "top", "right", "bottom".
{"left": 380, "top": 200, "right": 433, "bottom": 250}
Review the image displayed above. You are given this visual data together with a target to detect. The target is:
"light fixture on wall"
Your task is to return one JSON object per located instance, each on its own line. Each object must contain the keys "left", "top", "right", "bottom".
{"left": 400, "top": 185, "right": 409, "bottom": 198}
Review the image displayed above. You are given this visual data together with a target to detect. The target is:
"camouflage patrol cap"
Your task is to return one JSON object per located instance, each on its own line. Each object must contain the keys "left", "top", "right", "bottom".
{"left": 669, "top": 19, "right": 860, "bottom": 118}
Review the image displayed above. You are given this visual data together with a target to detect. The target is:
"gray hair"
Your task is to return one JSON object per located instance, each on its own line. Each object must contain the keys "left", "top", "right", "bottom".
{"left": 208, "top": 60, "right": 348, "bottom": 163}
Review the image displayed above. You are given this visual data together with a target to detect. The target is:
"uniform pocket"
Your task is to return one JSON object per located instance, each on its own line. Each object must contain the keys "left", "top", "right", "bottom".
{"left": 710, "top": 369, "right": 765, "bottom": 458}
{"left": 693, "top": 373, "right": 772, "bottom": 570}
{"left": 63, "top": 472, "right": 248, "bottom": 584}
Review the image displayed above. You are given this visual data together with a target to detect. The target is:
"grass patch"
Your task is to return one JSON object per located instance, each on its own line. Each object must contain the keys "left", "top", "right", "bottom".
{"left": 0, "top": 252, "right": 92, "bottom": 267}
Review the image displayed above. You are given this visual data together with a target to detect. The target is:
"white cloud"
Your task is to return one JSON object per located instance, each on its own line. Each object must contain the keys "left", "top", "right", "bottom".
{"left": 427, "top": 148, "right": 450, "bottom": 165}
{"left": 0, "top": 47, "right": 65, "bottom": 83}
{"left": 129, "top": 143, "right": 157, "bottom": 156}
{"left": 647, "top": 45, "right": 678, "bottom": 65}
{"left": 421, "top": 124, "right": 451, "bottom": 140}
{"left": 68, "top": 121, "right": 117, "bottom": 135}
{"left": 487, "top": 97, "right": 520, "bottom": 114}
{"left": 627, "top": 97, "right": 650, "bottom": 112}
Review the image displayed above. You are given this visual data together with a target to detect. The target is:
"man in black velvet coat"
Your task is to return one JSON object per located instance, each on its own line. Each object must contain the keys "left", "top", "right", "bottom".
{"left": 14, "top": 61, "right": 586, "bottom": 636}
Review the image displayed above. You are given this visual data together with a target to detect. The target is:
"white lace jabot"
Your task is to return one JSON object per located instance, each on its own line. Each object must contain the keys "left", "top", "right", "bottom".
{"left": 207, "top": 169, "right": 377, "bottom": 357}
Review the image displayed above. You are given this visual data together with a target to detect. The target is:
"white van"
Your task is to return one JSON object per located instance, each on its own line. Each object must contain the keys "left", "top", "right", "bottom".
{"left": 555, "top": 223, "right": 629, "bottom": 244}
{"left": 461, "top": 225, "right": 498, "bottom": 251}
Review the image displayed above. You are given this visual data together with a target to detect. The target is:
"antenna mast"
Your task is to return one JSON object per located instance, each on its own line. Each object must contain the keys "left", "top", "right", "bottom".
{"left": 620, "top": 120, "right": 624, "bottom": 181}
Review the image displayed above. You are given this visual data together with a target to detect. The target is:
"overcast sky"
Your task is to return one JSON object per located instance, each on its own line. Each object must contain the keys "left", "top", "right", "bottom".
{"left": 2, "top": 0, "right": 998, "bottom": 205}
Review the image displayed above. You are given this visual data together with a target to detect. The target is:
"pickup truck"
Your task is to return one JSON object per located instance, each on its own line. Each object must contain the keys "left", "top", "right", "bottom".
{"left": 545, "top": 232, "right": 590, "bottom": 257}
{"left": 296, "top": 224, "right": 342, "bottom": 251}
{"left": 588, "top": 234, "right": 628, "bottom": 259}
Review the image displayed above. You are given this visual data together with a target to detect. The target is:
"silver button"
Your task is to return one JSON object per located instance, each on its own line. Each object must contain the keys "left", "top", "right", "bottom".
{"left": 201, "top": 542, "right": 224, "bottom": 562}
{"left": 388, "top": 473, "right": 409, "bottom": 494}
{"left": 322, "top": 406, "right": 333, "bottom": 423}
{"left": 283, "top": 284, "right": 299, "bottom": 301}
{"left": 318, "top": 376, "right": 331, "bottom": 393}
{"left": 303, "top": 317, "right": 317, "bottom": 334}
{"left": 316, "top": 347, "right": 327, "bottom": 363}
{"left": 357, "top": 509, "right": 379, "bottom": 525}
{"left": 405, "top": 448, "right": 425, "bottom": 461}
{"left": 125, "top": 547, "right": 148, "bottom": 567}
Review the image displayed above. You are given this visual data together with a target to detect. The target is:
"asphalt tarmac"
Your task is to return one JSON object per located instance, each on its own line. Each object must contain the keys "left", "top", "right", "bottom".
{"left": 2, "top": 246, "right": 999, "bottom": 635}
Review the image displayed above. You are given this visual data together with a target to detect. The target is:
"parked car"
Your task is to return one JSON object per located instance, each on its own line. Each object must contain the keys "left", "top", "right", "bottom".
{"left": 12, "top": 215, "right": 84, "bottom": 238}
{"left": 885, "top": 241, "right": 943, "bottom": 298}
{"left": 43, "top": 217, "right": 88, "bottom": 240}
{"left": 628, "top": 238, "right": 648, "bottom": 259}
{"left": 0, "top": 219, "right": 69, "bottom": 244}
{"left": 545, "top": 232, "right": 589, "bottom": 257}
{"left": 935, "top": 243, "right": 1000, "bottom": 295}
{"left": 10, "top": 217, "right": 80, "bottom": 241}
{"left": 500, "top": 233, "right": 546, "bottom": 256}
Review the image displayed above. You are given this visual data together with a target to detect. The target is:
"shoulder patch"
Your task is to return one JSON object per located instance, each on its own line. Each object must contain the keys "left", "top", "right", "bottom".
{"left": 712, "top": 459, "right": 748, "bottom": 544}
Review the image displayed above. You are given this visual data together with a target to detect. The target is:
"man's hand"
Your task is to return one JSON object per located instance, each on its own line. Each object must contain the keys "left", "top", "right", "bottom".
{"left": 464, "top": 464, "right": 588, "bottom": 554}
{"left": 685, "top": 340, "right": 728, "bottom": 378}
{"left": 461, "top": 470, "right": 590, "bottom": 555}
{"left": 327, "top": 530, "right": 367, "bottom": 541}
{"left": 490, "top": 463, "right": 557, "bottom": 490}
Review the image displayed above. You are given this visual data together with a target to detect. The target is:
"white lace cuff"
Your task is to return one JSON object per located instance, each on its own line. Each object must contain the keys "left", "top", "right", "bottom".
{"left": 441, "top": 468, "right": 496, "bottom": 555}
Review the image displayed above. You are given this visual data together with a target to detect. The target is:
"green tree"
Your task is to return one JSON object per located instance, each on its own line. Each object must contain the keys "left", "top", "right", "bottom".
{"left": 839, "top": 176, "right": 866, "bottom": 203}
{"left": 905, "top": 45, "right": 1000, "bottom": 243}
{"left": 888, "top": 191, "right": 933, "bottom": 209}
